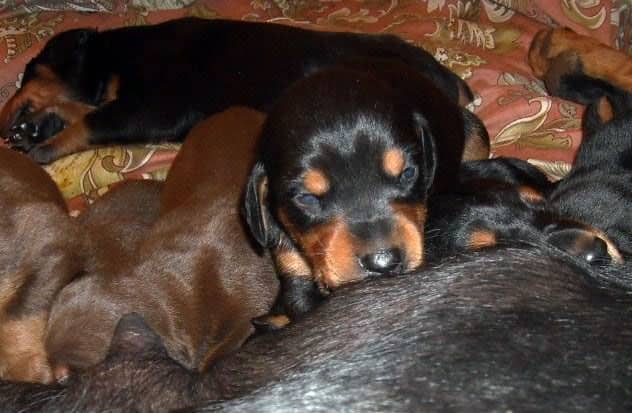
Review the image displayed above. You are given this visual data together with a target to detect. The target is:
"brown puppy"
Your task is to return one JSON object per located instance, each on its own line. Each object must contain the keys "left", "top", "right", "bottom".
{"left": 0, "top": 148, "right": 82, "bottom": 383}
{"left": 45, "top": 107, "right": 279, "bottom": 379}
{"left": 77, "top": 179, "right": 164, "bottom": 285}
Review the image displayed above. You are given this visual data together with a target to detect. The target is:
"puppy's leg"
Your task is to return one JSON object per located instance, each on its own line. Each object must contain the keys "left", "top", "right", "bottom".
{"left": 253, "top": 247, "right": 325, "bottom": 330}
{"left": 529, "top": 27, "right": 632, "bottom": 92}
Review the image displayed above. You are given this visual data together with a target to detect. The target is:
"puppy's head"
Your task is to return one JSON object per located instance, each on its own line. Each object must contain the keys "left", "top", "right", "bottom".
{"left": 426, "top": 180, "right": 623, "bottom": 266}
{"left": 0, "top": 28, "right": 102, "bottom": 140}
{"left": 244, "top": 68, "right": 439, "bottom": 287}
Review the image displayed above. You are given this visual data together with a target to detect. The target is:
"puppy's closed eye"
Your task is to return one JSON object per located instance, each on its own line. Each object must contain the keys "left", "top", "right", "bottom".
{"left": 399, "top": 166, "right": 417, "bottom": 186}
{"left": 294, "top": 193, "right": 321, "bottom": 209}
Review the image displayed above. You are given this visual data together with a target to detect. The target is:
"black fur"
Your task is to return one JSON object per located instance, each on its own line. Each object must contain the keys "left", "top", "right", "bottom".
{"left": 1, "top": 247, "right": 631, "bottom": 412}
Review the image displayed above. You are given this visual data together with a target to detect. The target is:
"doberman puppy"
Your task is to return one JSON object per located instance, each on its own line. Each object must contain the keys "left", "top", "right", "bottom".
{"left": 0, "top": 168, "right": 162, "bottom": 383}
{"left": 0, "top": 17, "right": 478, "bottom": 164}
{"left": 1, "top": 246, "right": 632, "bottom": 412}
{"left": 547, "top": 95, "right": 632, "bottom": 259}
{"left": 528, "top": 28, "right": 632, "bottom": 260}
{"left": 425, "top": 156, "right": 623, "bottom": 265}
{"left": 45, "top": 107, "right": 279, "bottom": 379}
{"left": 0, "top": 148, "right": 82, "bottom": 383}
{"left": 243, "top": 58, "right": 489, "bottom": 324}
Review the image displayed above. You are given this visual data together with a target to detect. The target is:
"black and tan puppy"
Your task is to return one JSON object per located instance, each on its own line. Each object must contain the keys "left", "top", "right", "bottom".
{"left": 0, "top": 17, "right": 478, "bottom": 164}
{"left": 548, "top": 95, "right": 632, "bottom": 259}
{"left": 528, "top": 30, "right": 632, "bottom": 259}
{"left": 44, "top": 107, "right": 278, "bottom": 379}
{"left": 243, "top": 59, "right": 487, "bottom": 322}
{"left": 0, "top": 148, "right": 82, "bottom": 383}
{"left": 425, "top": 157, "right": 622, "bottom": 265}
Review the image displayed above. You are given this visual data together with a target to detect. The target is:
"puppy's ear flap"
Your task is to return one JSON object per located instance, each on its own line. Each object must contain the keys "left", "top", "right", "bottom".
{"left": 243, "top": 161, "right": 276, "bottom": 248}
{"left": 545, "top": 226, "right": 623, "bottom": 265}
{"left": 413, "top": 112, "right": 438, "bottom": 194}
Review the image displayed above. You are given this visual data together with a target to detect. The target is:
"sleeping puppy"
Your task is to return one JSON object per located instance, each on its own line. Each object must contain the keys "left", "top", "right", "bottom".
{"left": 0, "top": 148, "right": 82, "bottom": 383}
{"left": 528, "top": 30, "right": 632, "bottom": 259}
{"left": 45, "top": 107, "right": 279, "bottom": 379}
{"left": 425, "top": 156, "right": 622, "bottom": 266}
{"left": 548, "top": 92, "right": 632, "bottom": 259}
{"left": 243, "top": 59, "right": 488, "bottom": 323}
{"left": 0, "top": 17, "right": 478, "bottom": 164}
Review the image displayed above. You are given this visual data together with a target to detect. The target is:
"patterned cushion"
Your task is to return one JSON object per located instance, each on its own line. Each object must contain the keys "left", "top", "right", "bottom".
{"left": 0, "top": 0, "right": 625, "bottom": 212}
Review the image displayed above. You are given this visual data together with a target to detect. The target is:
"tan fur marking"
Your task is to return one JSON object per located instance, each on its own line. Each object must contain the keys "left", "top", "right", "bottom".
{"left": 41, "top": 119, "right": 91, "bottom": 158}
{"left": 0, "top": 314, "right": 52, "bottom": 383}
{"left": 105, "top": 75, "right": 120, "bottom": 103}
{"left": 303, "top": 169, "right": 329, "bottom": 196}
{"left": 0, "top": 64, "right": 71, "bottom": 134}
{"left": 303, "top": 218, "right": 357, "bottom": 287}
{"left": 588, "top": 228, "right": 624, "bottom": 264}
{"left": 257, "top": 314, "right": 290, "bottom": 329}
{"left": 597, "top": 96, "right": 614, "bottom": 123}
{"left": 468, "top": 230, "right": 497, "bottom": 250}
{"left": 383, "top": 148, "right": 405, "bottom": 177}
{"left": 518, "top": 186, "right": 545, "bottom": 204}
{"left": 278, "top": 210, "right": 358, "bottom": 287}
{"left": 528, "top": 28, "right": 555, "bottom": 77}
{"left": 275, "top": 249, "right": 312, "bottom": 278}
{"left": 391, "top": 203, "right": 426, "bottom": 270}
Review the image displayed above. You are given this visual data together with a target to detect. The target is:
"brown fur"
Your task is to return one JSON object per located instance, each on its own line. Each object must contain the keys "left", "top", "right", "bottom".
{"left": 391, "top": 203, "right": 426, "bottom": 271}
{"left": 528, "top": 27, "right": 632, "bottom": 92}
{"left": 46, "top": 107, "right": 279, "bottom": 377}
{"left": 0, "top": 148, "right": 83, "bottom": 383}
{"left": 468, "top": 230, "right": 498, "bottom": 250}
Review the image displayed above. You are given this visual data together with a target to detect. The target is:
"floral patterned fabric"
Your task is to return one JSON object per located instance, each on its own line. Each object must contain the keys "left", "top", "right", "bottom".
{"left": 0, "top": 0, "right": 625, "bottom": 212}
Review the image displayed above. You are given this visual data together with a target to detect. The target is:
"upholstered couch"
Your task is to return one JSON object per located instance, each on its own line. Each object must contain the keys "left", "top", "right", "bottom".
{"left": 0, "top": 0, "right": 626, "bottom": 212}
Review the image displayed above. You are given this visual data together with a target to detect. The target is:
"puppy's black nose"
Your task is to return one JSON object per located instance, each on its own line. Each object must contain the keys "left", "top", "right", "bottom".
{"left": 360, "top": 248, "right": 402, "bottom": 274}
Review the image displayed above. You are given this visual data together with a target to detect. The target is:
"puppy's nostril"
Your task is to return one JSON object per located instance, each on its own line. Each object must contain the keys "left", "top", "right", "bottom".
{"left": 360, "top": 248, "right": 403, "bottom": 274}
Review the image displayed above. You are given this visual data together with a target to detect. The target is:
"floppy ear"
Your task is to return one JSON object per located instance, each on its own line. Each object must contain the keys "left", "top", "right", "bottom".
{"left": 545, "top": 227, "right": 617, "bottom": 265}
{"left": 413, "top": 112, "right": 438, "bottom": 195}
{"left": 243, "top": 161, "right": 276, "bottom": 248}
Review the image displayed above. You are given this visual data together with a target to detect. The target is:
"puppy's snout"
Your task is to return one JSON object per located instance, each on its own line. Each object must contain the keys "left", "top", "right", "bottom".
{"left": 360, "top": 248, "right": 403, "bottom": 274}
{"left": 583, "top": 237, "right": 611, "bottom": 265}
{"left": 9, "top": 122, "right": 38, "bottom": 136}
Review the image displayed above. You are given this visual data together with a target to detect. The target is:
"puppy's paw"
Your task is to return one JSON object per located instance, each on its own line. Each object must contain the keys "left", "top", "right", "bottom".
{"left": 252, "top": 314, "right": 291, "bottom": 333}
